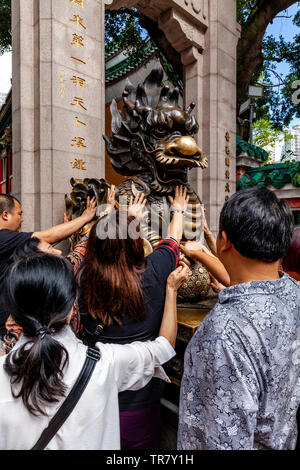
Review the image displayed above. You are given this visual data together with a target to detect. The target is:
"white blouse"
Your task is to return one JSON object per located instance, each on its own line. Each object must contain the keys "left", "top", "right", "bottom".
{"left": 0, "top": 326, "right": 175, "bottom": 450}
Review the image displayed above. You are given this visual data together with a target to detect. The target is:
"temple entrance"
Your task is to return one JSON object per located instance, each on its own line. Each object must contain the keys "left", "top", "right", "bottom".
{"left": 11, "top": 0, "right": 239, "bottom": 235}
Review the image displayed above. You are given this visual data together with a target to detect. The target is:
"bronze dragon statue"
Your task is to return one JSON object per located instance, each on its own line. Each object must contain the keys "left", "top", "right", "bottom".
{"left": 66, "top": 62, "right": 211, "bottom": 302}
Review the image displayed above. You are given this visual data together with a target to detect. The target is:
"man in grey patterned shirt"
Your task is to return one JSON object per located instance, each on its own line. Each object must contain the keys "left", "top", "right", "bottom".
{"left": 178, "top": 187, "right": 300, "bottom": 450}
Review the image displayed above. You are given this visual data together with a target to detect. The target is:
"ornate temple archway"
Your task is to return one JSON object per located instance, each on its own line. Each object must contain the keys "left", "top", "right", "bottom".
{"left": 12, "top": 0, "right": 239, "bottom": 234}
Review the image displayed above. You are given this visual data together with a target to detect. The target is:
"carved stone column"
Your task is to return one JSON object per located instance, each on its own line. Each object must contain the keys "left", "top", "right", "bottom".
{"left": 201, "top": 0, "right": 241, "bottom": 234}
{"left": 12, "top": 0, "right": 37, "bottom": 231}
{"left": 157, "top": 2, "right": 240, "bottom": 233}
{"left": 181, "top": 46, "right": 205, "bottom": 201}
{"left": 158, "top": 8, "right": 206, "bottom": 200}
{"left": 12, "top": 0, "right": 106, "bottom": 232}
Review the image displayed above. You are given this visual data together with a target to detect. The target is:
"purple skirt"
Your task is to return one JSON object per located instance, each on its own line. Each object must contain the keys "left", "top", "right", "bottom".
{"left": 119, "top": 402, "right": 161, "bottom": 450}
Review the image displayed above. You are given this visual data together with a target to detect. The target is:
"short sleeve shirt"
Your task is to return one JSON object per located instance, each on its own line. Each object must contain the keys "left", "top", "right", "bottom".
{"left": 178, "top": 274, "right": 300, "bottom": 450}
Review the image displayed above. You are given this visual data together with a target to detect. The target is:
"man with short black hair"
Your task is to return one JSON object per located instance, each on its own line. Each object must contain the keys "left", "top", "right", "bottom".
{"left": 0, "top": 195, "right": 20, "bottom": 220}
{"left": 178, "top": 187, "right": 300, "bottom": 450}
{"left": 0, "top": 193, "right": 97, "bottom": 337}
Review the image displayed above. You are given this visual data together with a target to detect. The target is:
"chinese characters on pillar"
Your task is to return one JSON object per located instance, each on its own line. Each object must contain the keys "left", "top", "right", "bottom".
{"left": 71, "top": 75, "right": 86, "bottom": 88}
{"left": 225, "top": 132, "right": 231, "bottom": 201}
{"left": 70, "top": 158, "right": 87, "bottom": 170}
{"left": 70, "top": 96, "right": 87, "bottom": 111}
{"left": 70, "top": 0, "right": 84, "bottom": 7}
{"left": 71, "top": 33, "right": 85, "bottom": 48}
{"left": 60, "top": 70, "right": 66, "bottom": 99}
{"left": 59, "top": 0, "right": 89, "bottom": 173}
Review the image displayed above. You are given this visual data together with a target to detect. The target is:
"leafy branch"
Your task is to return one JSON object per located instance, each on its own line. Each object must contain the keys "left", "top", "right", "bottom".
{"left": 0, "top": 0, "right": 11, "bottom": 55}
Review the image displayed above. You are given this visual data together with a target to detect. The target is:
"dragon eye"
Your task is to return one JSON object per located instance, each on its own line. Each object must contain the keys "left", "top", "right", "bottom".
{"left": 154, "top": 126, "right": 167, "bottom": 136}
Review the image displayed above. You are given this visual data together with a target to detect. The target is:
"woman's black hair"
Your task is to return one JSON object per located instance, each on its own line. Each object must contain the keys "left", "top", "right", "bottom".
{"left": 4, "top": 253, "right": 76, "bottom": 416}
{"left": 9, "top": 237, "right": 42, "bottom": 264}
{"left": 219, "top": 187, "right": 294, "bottom": 263}
{"left": 0, "top": 238, "right": 43, "bottom": 286}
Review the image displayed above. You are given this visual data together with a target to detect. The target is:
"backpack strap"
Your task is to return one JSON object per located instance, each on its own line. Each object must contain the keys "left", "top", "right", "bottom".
{"left": 31, "top": 346, "right": 101, "bottom": 450}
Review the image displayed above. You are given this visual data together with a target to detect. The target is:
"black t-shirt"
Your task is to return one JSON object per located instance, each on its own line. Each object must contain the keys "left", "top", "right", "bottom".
{"left": 77, "top": 241, "right": 178, "bottom": 411}
{"left": 0, "top": 229, "right": 32, "bottom": 336}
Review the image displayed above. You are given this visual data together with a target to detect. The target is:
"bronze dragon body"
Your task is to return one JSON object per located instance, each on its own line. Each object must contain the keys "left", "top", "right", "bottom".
{"left": 66, "top": 63, "right": 211, "bottom": 302}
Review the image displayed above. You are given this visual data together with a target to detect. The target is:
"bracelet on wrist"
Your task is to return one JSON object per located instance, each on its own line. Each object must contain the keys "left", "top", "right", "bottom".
{"left": 99, "top": 209, "right": 110, "bottom": 218}
{"left": 170, "top": 209, "right": 185, "bottom": 215}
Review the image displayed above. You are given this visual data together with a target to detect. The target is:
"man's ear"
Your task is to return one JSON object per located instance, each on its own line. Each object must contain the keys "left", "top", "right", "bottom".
{"left": 1, "top": 210, "right": 10, "bottom": 222}
{"left": 218, "top": 230, "right": 232, "bottom": 254}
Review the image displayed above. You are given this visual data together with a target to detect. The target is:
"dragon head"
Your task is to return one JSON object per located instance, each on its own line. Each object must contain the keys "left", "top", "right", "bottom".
{"left": 104, "top": 62, "right": 208, "bottom": 194}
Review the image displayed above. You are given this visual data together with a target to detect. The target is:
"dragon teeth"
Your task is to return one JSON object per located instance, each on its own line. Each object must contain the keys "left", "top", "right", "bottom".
{"left": 157, "top": 156, "right": 180, "bottom": 165}
{"left": 166, "top": 157, "right": 176, "bottom": 164}
{"left": 157, "top": 154, "right": 198, "bottom": 166}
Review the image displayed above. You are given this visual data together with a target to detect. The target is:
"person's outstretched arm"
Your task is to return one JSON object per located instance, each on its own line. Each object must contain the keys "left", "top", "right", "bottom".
{"left": 209, "top": 273, "right": 226, "bottom": 293}
{"left": 159, "top": 262, "right": 189, "bottom": 347}
{"left": 167, "top": 186, "right": 189, "bottom": 243}
{"left": 33, "top": 196, "right": 97, "bottom": 245}
{"left": 201, "top": 205, "right": 217, "bottom": 257}
{"left": 67, "top": 186, "right": 116, "bottom": 271}
{"left": 181, "top": 241, "right": 230, "bottom": 287}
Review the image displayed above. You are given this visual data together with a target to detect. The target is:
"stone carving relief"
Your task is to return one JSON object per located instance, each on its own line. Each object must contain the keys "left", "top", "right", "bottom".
{"left": 158, "top": 8, "right": 205, "bottom": 55}
{"left": 107, "top": 0, "right": 209, "bottom": 27}
{"left": 184, "top": 0, "right": 207, "bottom": 19}
{"left": 180, "top": 18, "right": 196, "bottom": 43}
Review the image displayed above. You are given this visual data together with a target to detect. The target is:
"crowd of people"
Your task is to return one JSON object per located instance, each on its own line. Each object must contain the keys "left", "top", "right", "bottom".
{"left": 0, "top": 185, "right": 299, "bottom": 451}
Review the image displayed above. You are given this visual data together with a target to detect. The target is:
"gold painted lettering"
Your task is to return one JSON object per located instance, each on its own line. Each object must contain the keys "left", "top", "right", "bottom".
{"left": 70, "top": 97, "right": 87, "bottom": 111}
{"left": 71, "top": 137, "right": 87, "bottom": 150}
{"left": 70, "top": 14, "right": 86, "bottom": 30}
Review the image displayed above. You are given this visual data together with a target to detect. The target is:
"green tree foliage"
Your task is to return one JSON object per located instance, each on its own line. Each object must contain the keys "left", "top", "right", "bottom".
{"left": 237, "top": 0, "right": 300, "bottom": 135}
{"left": 253, "top": 117, "right": 292, "bottom": 149}
{"left": 253, "top": 117, "right": 294, "bottom": 162}
{"left": 105, "top": 8, "right": 182, "bottom": 87}
{"left": 105, "top": 9, "right": 148, "bottom": 67}
{"left": 259, "top": 21, "right": 300, "bottom": 129}
{"left": 0, "top": 0, "right": 11, "bottom": 55}
{"left": 106, "top": 2, "right": 300, "bottom": 135}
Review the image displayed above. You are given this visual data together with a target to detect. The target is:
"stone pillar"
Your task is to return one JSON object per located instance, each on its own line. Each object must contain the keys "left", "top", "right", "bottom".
{"left": 157, "top": 8, "right": 207, "bottom": 201}
{"left": 201, "top": 0, "right": 241, "bottom": 234}
{"left": 159, "top": 1, "right": 240, "bottom": 234}
{"left": 181, "top": 47, "right": 205, "bottom": 201}
{"left": 12, "top": 0, "right": 106, "bottom": 232}
{"left": 12, "top": 0, "right": 36, "bottom": 230}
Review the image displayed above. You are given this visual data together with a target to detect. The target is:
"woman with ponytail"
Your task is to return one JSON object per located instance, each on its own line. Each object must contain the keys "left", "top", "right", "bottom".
{"left": 3, "top": 255, "right": 74, "bottom": 417}
{"left": 0, "top": 252, "right": 187, "bottom": 450}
